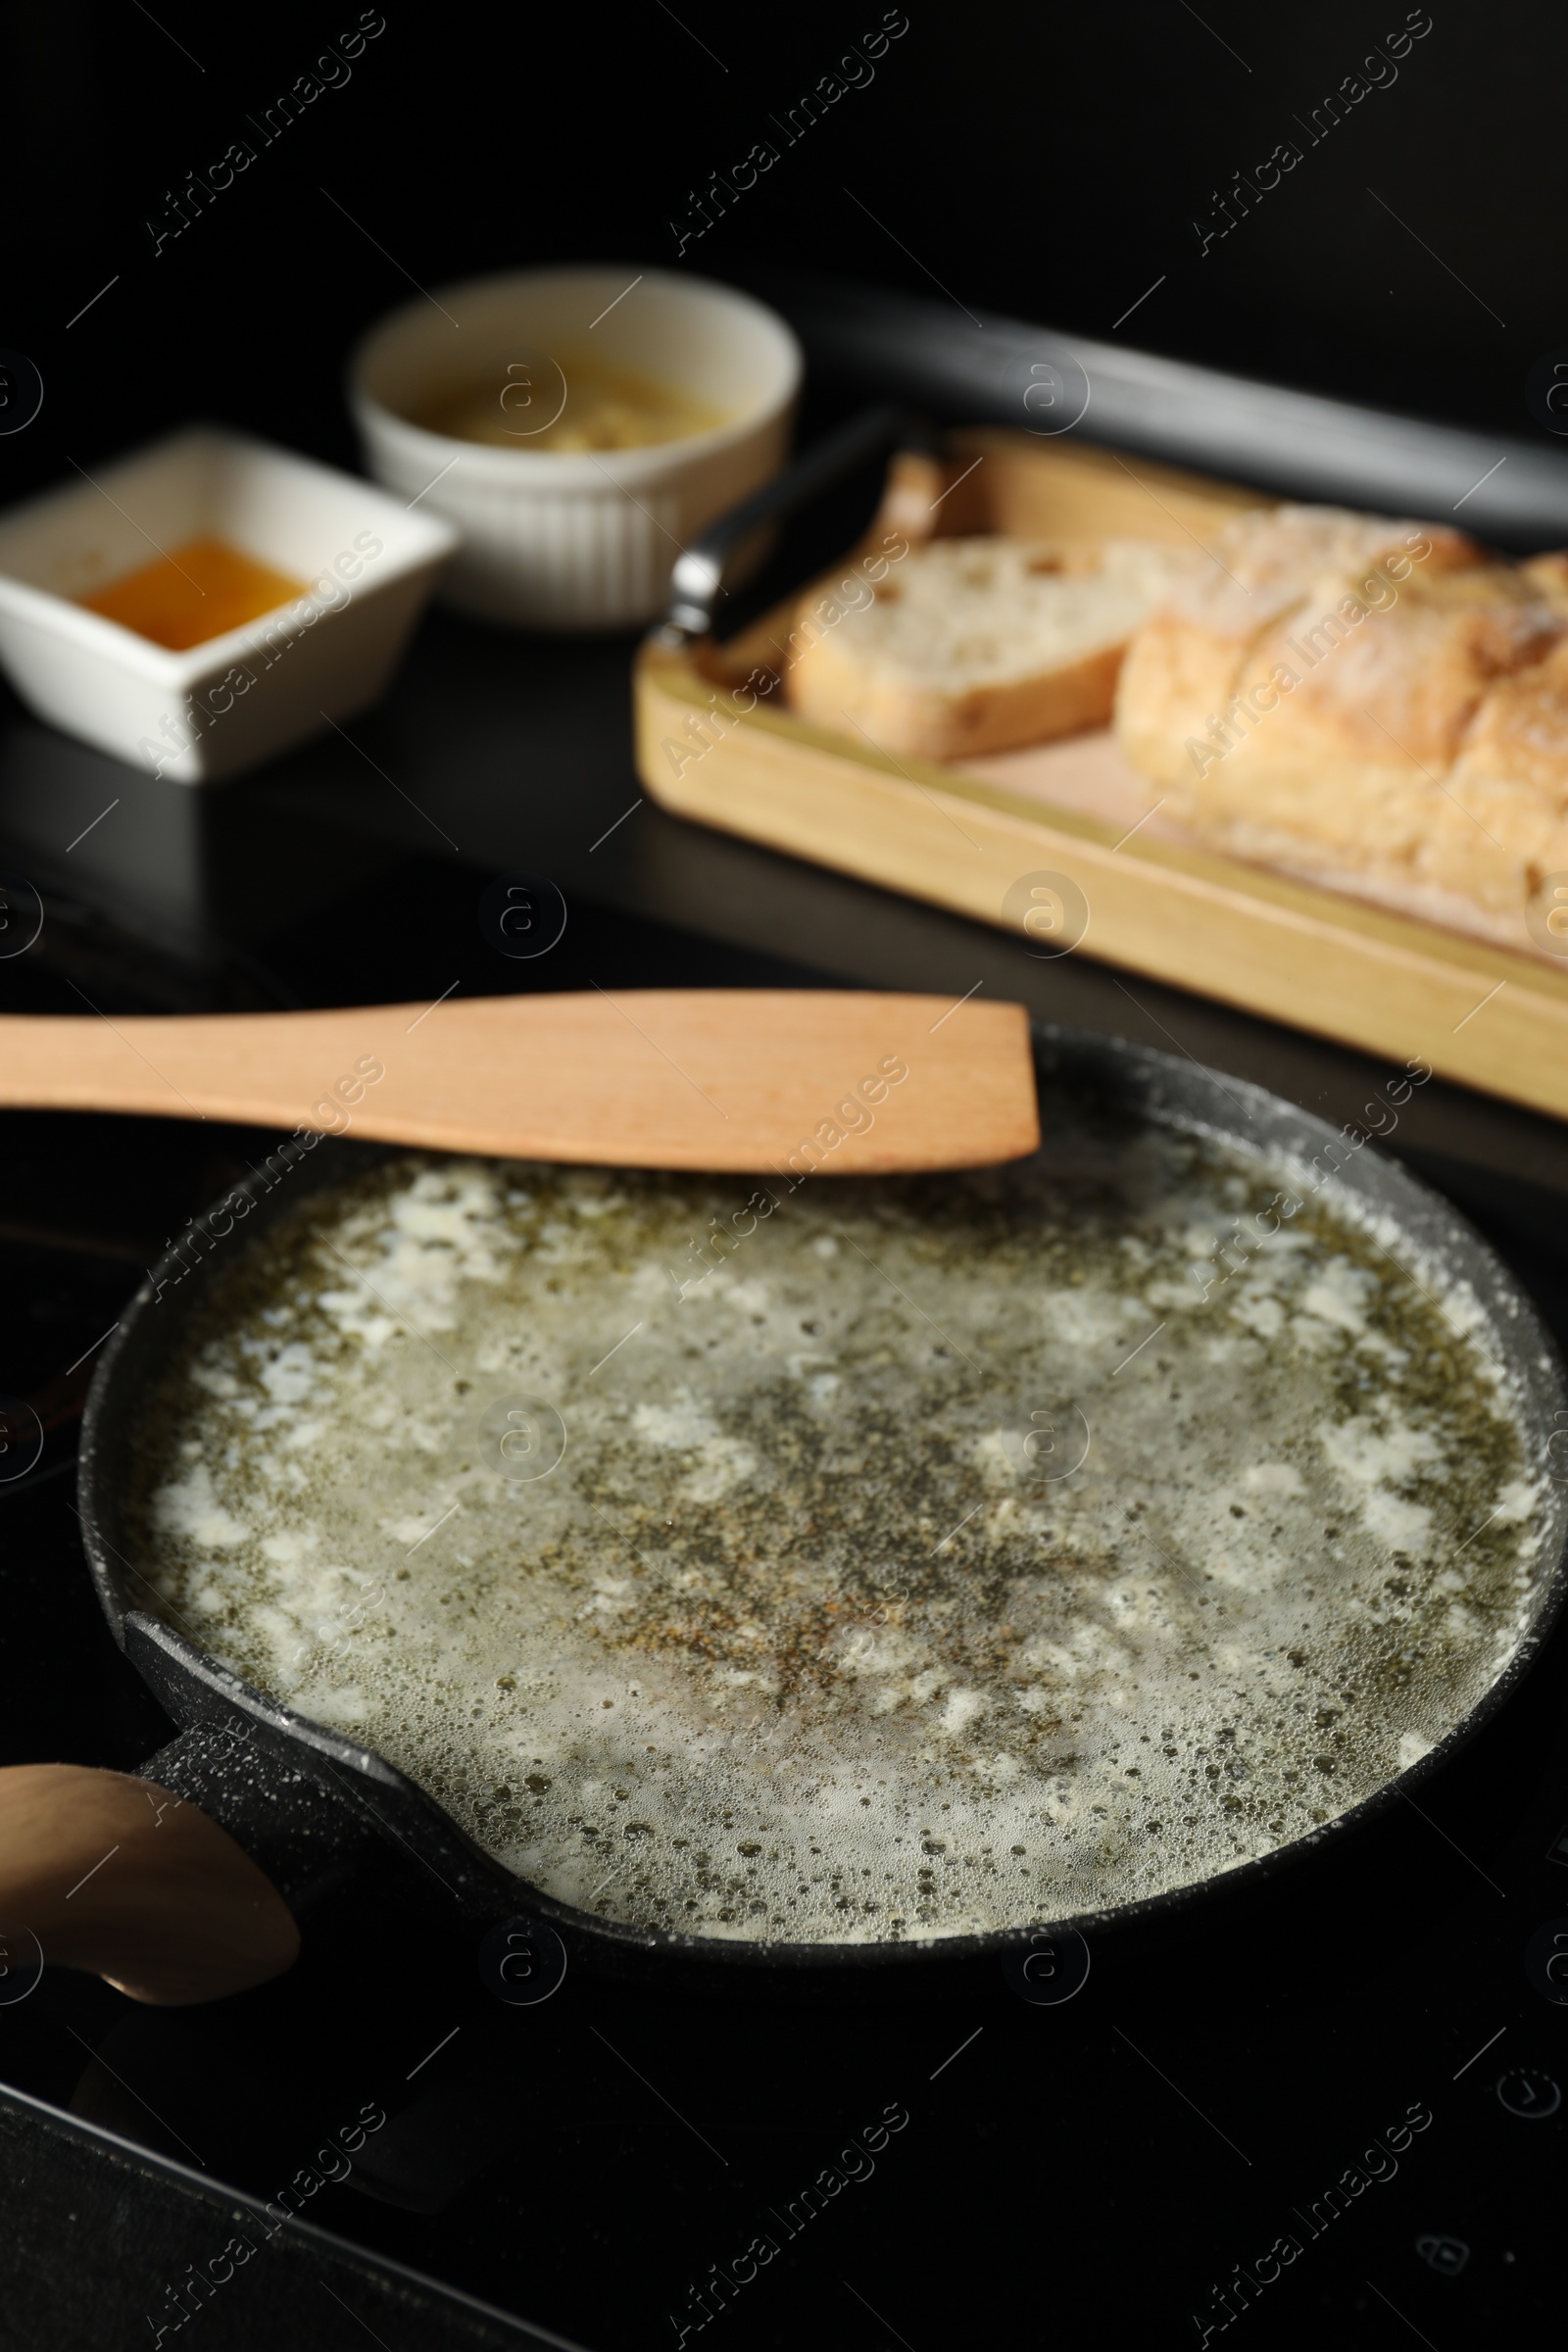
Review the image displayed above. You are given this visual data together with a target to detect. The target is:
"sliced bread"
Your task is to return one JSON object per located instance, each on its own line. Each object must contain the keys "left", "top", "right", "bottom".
{"left": 783, "top": 536, "right": 1196, "bottom": 760}
{"left": 1113, "top": 503, "right": 1568, "bottom": 924}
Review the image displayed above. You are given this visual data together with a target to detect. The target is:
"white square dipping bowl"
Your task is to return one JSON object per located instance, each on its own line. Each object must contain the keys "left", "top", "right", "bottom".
{"left": 0, "top": 427, "right": 457, "bottom": 783}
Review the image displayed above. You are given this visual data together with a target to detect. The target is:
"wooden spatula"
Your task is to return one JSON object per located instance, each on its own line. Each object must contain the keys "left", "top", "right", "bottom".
{"left": 0, "top": 1763, "right": 298, "bottom": 2005}
{"left": 0, "top": 989, "right": 1039, "bottom": 1171}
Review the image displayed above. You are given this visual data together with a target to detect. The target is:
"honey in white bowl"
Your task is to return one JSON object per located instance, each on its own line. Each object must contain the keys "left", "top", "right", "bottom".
{"left": 79, "top": 536, "right": 306, "bottom": 651}
{"left": 416, "top": 350, "right": 726, "bottom": 454}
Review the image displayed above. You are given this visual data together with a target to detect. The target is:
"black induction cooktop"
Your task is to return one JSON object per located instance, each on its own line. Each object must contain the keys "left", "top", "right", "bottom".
{"left": 3, "top": 304, "right": 1567, "bottom": 2351}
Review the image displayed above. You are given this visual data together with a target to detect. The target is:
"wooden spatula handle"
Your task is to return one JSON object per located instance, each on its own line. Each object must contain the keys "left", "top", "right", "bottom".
{"left": 0, "top": 1764, "right": 298, "bottom": 2006}
{"left": 0, "top": 991, "right": 1039, "bottom": 1172}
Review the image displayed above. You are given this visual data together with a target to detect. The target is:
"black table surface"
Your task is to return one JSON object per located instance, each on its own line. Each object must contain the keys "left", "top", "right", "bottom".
{"left": 2, "top": 576, "right": 1567, "bottom": 2350}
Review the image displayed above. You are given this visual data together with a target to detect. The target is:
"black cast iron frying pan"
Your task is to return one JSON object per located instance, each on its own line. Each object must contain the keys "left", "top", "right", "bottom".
{"left": 70, "top": 1026, "right": 1568, "bottom": 1985}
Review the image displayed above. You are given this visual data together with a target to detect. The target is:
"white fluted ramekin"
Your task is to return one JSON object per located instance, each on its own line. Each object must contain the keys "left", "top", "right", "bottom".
{"left": 348, "top": 268, "right": 801, "bottom": 632}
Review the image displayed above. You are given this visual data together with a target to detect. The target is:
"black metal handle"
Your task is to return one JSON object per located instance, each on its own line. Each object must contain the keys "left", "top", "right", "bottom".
{"left": 126, "top": 1612, "right": 506, "bottom": 1926}
{"left": 662, "top": 403, "right": 915, "bottom": 642}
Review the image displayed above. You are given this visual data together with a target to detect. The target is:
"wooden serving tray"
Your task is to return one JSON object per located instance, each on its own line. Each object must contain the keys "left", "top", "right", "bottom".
{"left": 633, "top": 428, "right": 1568, "bottom": 1123}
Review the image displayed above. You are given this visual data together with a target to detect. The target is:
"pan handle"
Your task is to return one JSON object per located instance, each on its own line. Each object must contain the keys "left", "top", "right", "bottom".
{"left": 0, "top": 1761, "right": 299, "bottom": 2006}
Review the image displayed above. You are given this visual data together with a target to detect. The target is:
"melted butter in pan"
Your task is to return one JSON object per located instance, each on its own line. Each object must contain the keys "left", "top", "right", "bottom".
{"left": 129, "top": 1130, "right": 1552, "bottom": 1943}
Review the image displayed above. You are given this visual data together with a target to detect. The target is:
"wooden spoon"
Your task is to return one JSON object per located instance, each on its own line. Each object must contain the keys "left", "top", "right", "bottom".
{"left": 0, "top": 989, "right": 1038, "bottom": 1171}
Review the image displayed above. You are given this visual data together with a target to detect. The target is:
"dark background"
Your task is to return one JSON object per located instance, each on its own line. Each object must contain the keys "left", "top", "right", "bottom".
{"left": 4, "top": 0, "right": 1566, "bottom": 504}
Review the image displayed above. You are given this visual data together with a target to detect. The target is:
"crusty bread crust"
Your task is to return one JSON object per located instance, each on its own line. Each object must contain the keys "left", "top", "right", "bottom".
{"left": 1114, "top": 503, "right": 1568, "bottom": 921}
{"left": 1430, "top": 638, "right": 1568, "bottom": 906}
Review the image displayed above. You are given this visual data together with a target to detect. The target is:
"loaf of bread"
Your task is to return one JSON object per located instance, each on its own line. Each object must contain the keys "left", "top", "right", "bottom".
{"left": 1114, "top": 504, "right": 1568, "bottom": 925}
{"left": 784, "top": 536, "right": 1196, "bottom": 760}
